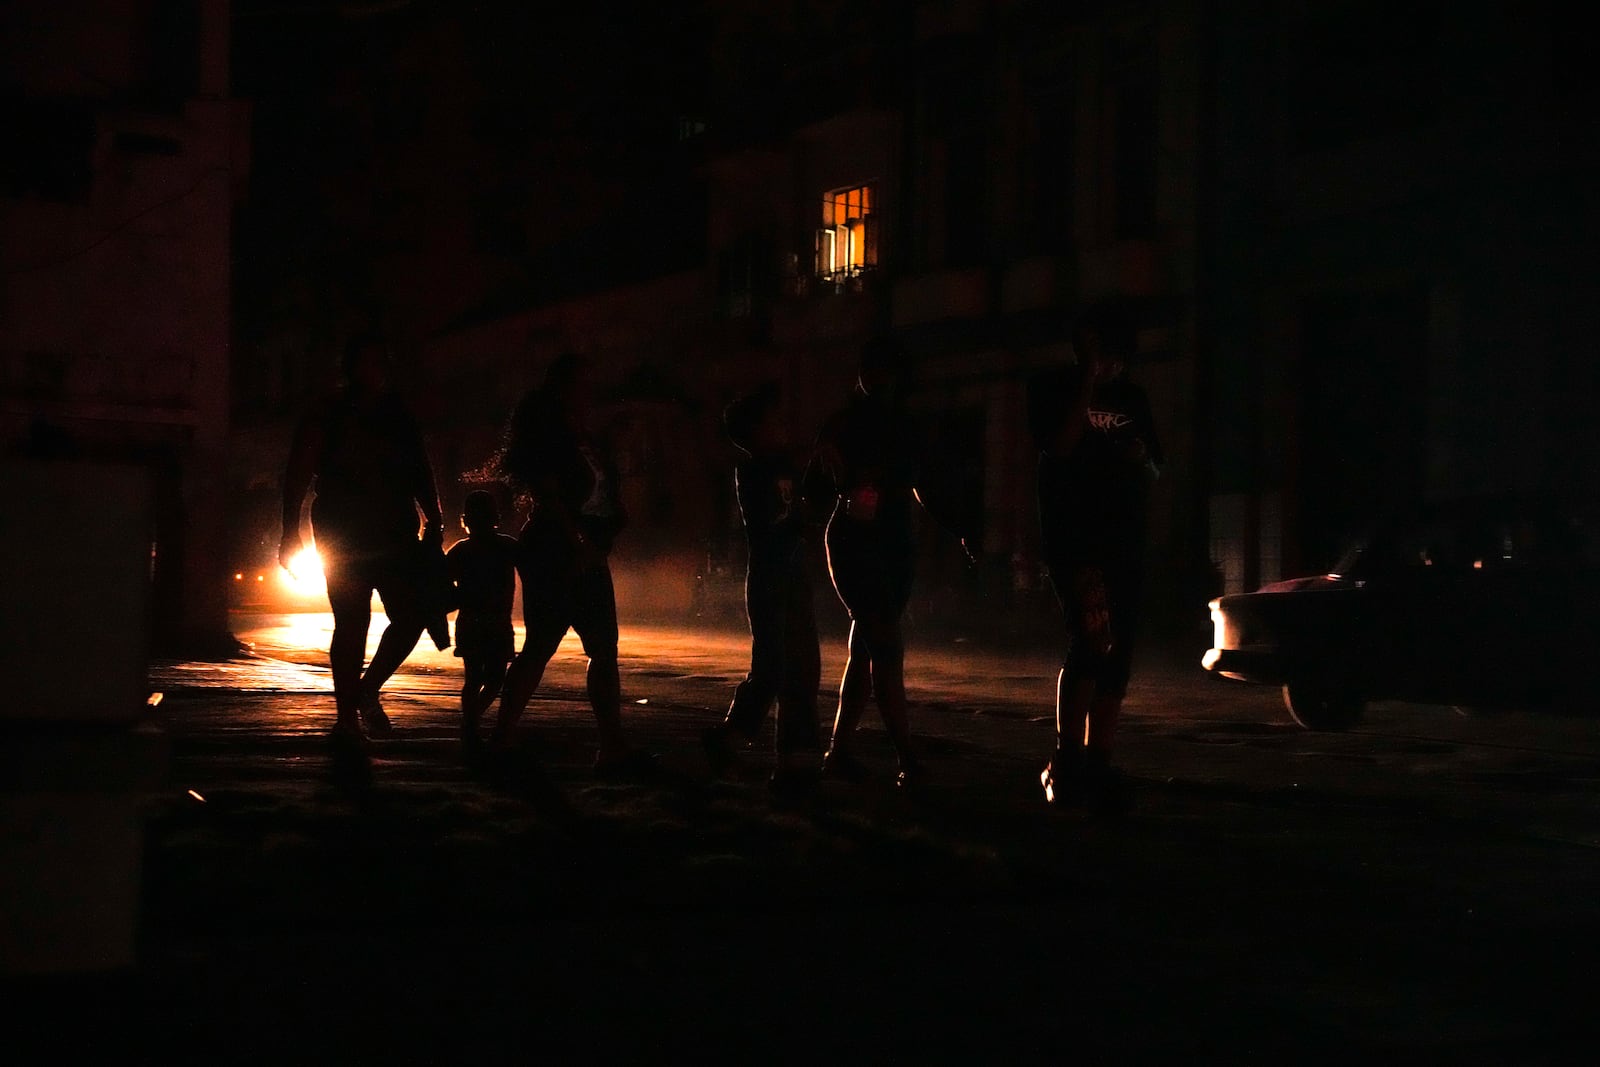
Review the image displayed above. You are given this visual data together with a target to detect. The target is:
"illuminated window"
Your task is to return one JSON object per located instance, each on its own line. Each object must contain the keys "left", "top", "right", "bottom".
{"left": 815, "top": 185, "right": 878, "bottom": 278}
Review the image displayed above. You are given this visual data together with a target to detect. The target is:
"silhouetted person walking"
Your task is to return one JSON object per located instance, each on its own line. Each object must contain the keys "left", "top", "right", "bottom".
{"left": 702, "top": 382, "right": 823, "bottom": 796}
{"left": 448, "top": 490, "right": 518, "bottom": 754}
{"left": 482, "top": 353, "right": 650, "bottom": 774}
{"left": 809, "top": 337, "right": 972, "bottom": 788}
{"left": 280, "top": 334, "right": 444, "bottom": 746}
{"left": 1028, "top": 299, "right": 1162, "bottom": 814}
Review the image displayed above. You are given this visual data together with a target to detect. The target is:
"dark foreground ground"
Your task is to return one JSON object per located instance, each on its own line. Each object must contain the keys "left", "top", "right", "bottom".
{"left": 13, "top": 614, "right": 1600, "bottom": 1063}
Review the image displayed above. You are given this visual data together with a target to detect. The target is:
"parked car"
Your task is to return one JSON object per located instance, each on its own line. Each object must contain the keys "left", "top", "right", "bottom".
{"left": 1203, "top": 495, "right": 1598, "bottom": 729}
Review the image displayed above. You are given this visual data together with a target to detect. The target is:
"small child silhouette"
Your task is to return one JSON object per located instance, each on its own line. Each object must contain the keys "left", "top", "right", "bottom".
{"left": 447, "top": 490, "right": 519, "bottom": 751}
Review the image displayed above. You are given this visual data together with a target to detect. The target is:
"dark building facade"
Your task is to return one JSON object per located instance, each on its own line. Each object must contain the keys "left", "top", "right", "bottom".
{"left": 228, "top": 0, "right": 1596, "bottom": 631}
{"left": 416, "top": 0, "right": 1211, "bottom": 630}
{"left": 1205, "top": 0, "right": 1600, "bottom": 592}
{"left": 2, "top": 0, "right": 248, "bottom": 648}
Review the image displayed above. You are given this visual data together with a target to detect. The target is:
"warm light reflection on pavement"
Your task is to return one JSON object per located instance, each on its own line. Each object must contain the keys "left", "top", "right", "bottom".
{"left": 212, "top": 610, "right": 1072, "bottom": 714}
{"left": 164, "top": 612, "right": 1063, "bottom": 733}
{"left": 145, "top": 614, "right": 1600, "bottom": 856}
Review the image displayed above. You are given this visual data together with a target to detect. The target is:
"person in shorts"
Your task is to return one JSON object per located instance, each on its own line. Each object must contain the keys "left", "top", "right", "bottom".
{"left": 1028, "top": 299, "right": 1162, "bottom": 814}
{"left": 280, "top": 334, "right": 444, "bottom": 746}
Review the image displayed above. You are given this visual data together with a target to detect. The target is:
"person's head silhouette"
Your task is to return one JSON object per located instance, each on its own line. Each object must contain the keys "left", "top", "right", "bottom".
{"left": 461, "top": 489, "right": 499, "bottom": 535}
{"left": 341, "top": 333, "right": 395, "bottom": 396}
{"left": 1071, "top": 299, "right": 1139, "bottom": 383}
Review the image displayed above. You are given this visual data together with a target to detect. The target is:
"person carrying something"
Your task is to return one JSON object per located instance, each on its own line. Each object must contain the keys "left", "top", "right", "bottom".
{"left": 481, "top": 353, "right": 653, "bottom": 776}
{"left": 280, "top": 333, "right": 445, "bottom": 748}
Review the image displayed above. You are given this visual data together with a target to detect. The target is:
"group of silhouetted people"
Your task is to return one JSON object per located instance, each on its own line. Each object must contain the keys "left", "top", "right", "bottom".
{"left": 281, "top": 298, "right": 1160, "bottom": 813}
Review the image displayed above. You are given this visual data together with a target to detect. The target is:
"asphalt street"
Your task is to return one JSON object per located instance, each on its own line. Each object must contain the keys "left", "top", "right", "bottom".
{"left": 25, "top": 611, "right": 1600, "bottom": 1063}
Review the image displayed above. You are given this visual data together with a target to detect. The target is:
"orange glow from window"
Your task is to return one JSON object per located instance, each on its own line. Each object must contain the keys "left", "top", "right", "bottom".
{"left": 818, "top": 184, "right": 875, "bottom": 276}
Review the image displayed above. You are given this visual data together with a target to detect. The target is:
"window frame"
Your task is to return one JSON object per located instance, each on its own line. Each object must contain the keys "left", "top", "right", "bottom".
{"left": 814, "top": 183, "right": 879, "bottom": 279}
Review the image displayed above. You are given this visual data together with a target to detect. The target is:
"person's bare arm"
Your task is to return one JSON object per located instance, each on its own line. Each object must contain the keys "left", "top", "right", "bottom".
{"left": 279, "top": 415, "right": 322, "bottom": 568}
{"left": 411, "top": 431, "right": 445, "bottom": 544}
{"left": 909, "top": 414, "right": 980, "bottom": 565}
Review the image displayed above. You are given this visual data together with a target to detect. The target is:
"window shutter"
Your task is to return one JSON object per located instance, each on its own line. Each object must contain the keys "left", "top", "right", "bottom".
{"left": 863, "top": 215, "right": 880, "bottom": 269}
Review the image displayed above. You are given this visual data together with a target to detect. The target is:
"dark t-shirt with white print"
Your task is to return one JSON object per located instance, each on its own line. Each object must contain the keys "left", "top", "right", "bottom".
{"left": 1032, "top": 368, "right": 1162, "bottom": 563}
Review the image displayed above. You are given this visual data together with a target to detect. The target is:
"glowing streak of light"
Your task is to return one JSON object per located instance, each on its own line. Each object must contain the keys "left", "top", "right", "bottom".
{"left": 187, "top": 789, "right": 205, "bottom": 802}
{"left": 147, "top": 692, "right": 163, "bottom": 707}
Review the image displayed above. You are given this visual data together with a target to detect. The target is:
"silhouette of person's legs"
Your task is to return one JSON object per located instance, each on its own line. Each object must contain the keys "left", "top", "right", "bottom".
{"left": 1054, "top": 665, "right": 1095, "bottom": 746}
{"left": 493, "top": 545, "right": 573, "bottom": 745}
{"left": 585, "top": 652, "right": 623, "bottom": 752}
{"left": 723, "top": 576, "right": 783, "bottom": 739}
{"left": 775, "top": 569, "right": 821, "bottom": 757}
{"left": 571, "top": 563, "right": 629, "bottom": 763}
{"left": 1044, "top": 560, "right": 1099, "bottom": 801}
{"left": 359, "top": 553, "right": 428, "bottom": 711}
{"left": 477, "top": 660, "right": 508, "bottom": 715}
{"left": 492, "top": 622, "right": 566, "bottom": 744}
{"left": 1045, "top": 558, "right": 1139, "bottom": 809}
{"left": 823, "top": 619, "right": 873, "bottom": 780}
{"left": 462, "top": 660, "right": 484, "bottom": 721}
{"left": 1086, "top": 692, "right": 1121, "bottom": 750}
{"left": 326, "top": 571, "right": 372, "bottom": 731}
{"left": 1048, "top": 665, "right": 1093, "bottom": 796}
{"left": 1088, "top": 565, "right": 1139, "bottom": 755}
{"left": 861, "top": 614, "right": 916, "bottom": 773}
{"left": 824, "top": 519, "right": 916, "bottom": 780}
{"left": 362, "top": 617, "right": 424, "bottom": 696}
{"left": 462, "top": 658, "right": 508, "bottom": 731}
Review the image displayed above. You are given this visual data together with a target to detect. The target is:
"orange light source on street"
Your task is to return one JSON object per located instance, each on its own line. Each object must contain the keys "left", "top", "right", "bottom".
{"left": 281, "top": 547, "right": 327, "bottom": 597}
